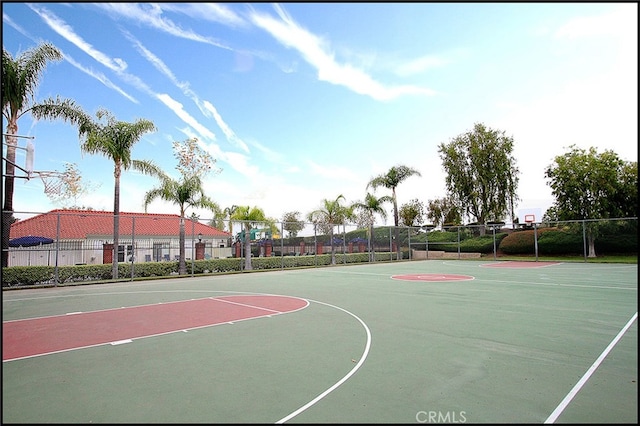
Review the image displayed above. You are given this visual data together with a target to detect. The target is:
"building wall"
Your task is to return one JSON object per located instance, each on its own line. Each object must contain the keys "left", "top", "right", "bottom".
{"left": 8, "top": 237, "right": 233, "bottom": 267}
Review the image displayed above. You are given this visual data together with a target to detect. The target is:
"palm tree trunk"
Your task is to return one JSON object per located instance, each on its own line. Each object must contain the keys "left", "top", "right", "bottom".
{"left": 392, "top": 189, "right": 401, "bottom": 260}
{"left": 329, "top": 228, "right": 336, "bottom": 265}
{"left": 112, "top": 164, "right": 121, "bottom": 280}
{"left": 2, "top": 126, "right": 18, "bottom": 268}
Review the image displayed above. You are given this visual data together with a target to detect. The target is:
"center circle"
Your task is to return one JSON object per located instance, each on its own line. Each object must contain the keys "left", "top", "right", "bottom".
{"left": 391, "top": 273, "right": 474, "bottom": 282}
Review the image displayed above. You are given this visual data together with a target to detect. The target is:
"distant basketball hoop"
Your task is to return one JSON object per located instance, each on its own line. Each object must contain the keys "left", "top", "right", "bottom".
{"left": 524, "top": 214, "right": 536, "bottom": 225}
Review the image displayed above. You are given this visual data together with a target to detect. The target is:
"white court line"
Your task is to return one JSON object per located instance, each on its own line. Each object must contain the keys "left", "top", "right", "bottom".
{"left": 276, "top": 298, "right": 372, "bottom": 424}
{"left": 544, "top": 311, "right": 638, "bottom": 423}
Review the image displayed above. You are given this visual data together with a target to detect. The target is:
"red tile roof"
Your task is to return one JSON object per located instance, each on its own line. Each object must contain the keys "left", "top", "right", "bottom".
{"left": 9, "top": 209, "right": 231, "bottom": 240}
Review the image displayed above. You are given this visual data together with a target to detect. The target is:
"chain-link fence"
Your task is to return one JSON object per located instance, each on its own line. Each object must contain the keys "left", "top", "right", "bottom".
{"left": 2, "top": 210, "right": 637, "bottom": 287}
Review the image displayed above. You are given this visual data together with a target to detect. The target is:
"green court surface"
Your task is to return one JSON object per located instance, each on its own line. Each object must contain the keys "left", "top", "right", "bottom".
{"left": 2, "top": 260, "right": 637, "bottom": 423}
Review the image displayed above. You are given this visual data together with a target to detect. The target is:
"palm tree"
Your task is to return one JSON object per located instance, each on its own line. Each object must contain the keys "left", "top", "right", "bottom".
{"left": 2, "top": 42, "right": 89, "bottom": 267}
{"left": 352, "top": 192, "right": 393, "bottom": 261}
{"left": 230, "top": 206, "right": 272, "bottom": 271}
{"left": 144, "top": 174, "right": 220, "bottom": 275}
{"left": 79, "top": 108, "right": 159, "bottom": 279}
{"left": 367, "top": 165, "right": 421, "bottom": 259}
{"left": 223, "top": 205, "right": 240, "bottom": 237}
{"left": 307, "top": 194, "right": 354, "bottom": 265}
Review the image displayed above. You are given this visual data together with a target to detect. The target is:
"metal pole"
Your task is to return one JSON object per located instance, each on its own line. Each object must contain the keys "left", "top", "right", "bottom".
{"left": 131, "top": 216, "right": 135, "bottom": 281}
{"left": 191, "top": 219, "right": 195, "bottom": 277}
{"left": 368, "top": 224, "right": 372, "bottom": 262}
{"left": 53, "top": 212, "right": 61, "bottom": 286}
{"left": 426, "top": 227, "right": 429, "bottom": 259}
{"left": 492, "top": 226, "right": 497, "bottom": 260}
{"left": 342, "top": 224, "right": 347, "bottom": 264}
{"left": 582, "top": 220, "right": 587, "bottom": 262}
{"left": 533, "top": 222, "right": 539, "bottom": 261}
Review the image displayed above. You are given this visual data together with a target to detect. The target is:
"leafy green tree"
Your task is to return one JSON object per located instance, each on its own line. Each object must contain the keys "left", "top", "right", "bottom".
{"left": 2, "top": 42, "right": 89, "bottom": 267}
{"left": 282, "top": 211, "right": 305, "bottom": 238}
{"left": 612, "top": 161, "right": 638, "bottom": 218}
{"left": 307, "top": 194, "right": 354, "bottom": 265}
{"left": 438, "top": 122, "right": 519, "bottom": 235}
{"left": 367, "top": 165, "right": 421, "bottom": 257}
{"left": 399, "top": 198, "right": 425, "bottom": 228}
{"left": 544, "top": 145, "right": 637, "bottom": 257}
{"left": 79, "top": 108, "right": 160, "bottom": 279}
{"left": 426, "top": 196, "right": 462, "bottom": 229}
{"left": 230, "top": 206, "right": 273, "bottom": 270}
{"left": 351, "top": 192, "right": 392, "bottom": 261}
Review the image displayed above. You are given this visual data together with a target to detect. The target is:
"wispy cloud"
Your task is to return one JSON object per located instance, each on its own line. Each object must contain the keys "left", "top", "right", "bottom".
{"left": 94, "top": 3, "right": 234, "bottom": 50}
{"left": 125, "top": 31, "right": 250, "bottom": 154}
{"left": 5, "top": 9, "right": 138, "bottom": 104}
{"left": 249, "top": 4, "right": 436, "bottom": 101}
{"left": 156, "top": 94, "right": 216, "bottom": 141}
{"left": 158, "top": 3, "right": 247, "bottom": 28}
{"left": 2, "top": 12, "right": 30, "bottom": 39}
{"left": 199, "top": 101, "right": 249, "bottom": 153}
{"left": 27, "top": 4, "right": 128, "bottom": 73}
{"left": 26, "top": 5, "right": 225, "bottom": 149}
{"left": 125, "top": 31, "right": 187, "bottom": 91}
{"left": 63, "top": 55, "right": 139, "bottom": 103}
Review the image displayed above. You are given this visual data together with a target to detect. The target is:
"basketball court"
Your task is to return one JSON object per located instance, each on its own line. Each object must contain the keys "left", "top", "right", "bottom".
{"left": 3, "top": 259, "right": 637, "bottom": 423}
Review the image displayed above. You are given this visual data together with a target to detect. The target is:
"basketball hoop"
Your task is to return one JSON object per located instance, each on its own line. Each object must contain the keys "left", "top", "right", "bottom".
{"left": 34, "top": 171, "right": 66, "bottom": 196}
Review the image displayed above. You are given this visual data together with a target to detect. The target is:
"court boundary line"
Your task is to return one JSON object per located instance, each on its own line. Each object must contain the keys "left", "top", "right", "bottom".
{"left": 544, "top": 311, "right": 638, "bottom": 423}
{"left": 276, "top": 297, "right": 372, "bottom": 424}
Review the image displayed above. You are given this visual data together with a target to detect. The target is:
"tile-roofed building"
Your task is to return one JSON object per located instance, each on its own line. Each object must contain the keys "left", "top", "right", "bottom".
{"left": 8, "top": 209, "right": 232, "bottom": 267}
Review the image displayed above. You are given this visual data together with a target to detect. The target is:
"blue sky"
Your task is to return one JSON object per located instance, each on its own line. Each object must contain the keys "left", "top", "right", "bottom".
{"left": 3, "top": 2, "right": 637, "bottom": 225}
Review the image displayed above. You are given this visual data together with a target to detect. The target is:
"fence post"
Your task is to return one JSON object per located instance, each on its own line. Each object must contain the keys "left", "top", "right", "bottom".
{"left": 492, "top": 226, "right": 497, "bottom": 260}
{"left": 191, "top": 218, "right": 195, "bottom": 277}
{"left": 533, "top": 222, "right": 539, "bottom": 261}
{"left": 582, "top": 220, "right": 587, "bottom": 262}
{"left": 54, "top": 212, "right": 60, "bottom": 286}
{"left": 342, "top": 224, "right": 347, "bottom": 264}
{"left": 131, "top": 216, "right": 136, "bottom": 281}
{"left": 314, "top": 225, "right": 318, "bottom": 267}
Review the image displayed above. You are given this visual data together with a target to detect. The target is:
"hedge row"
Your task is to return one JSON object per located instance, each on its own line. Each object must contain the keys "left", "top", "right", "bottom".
{"left": 499, "top": 228, "right": 637, "bottom": 255}
{"left": 2, "top": 251, "right": 399, "bottom": 287}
